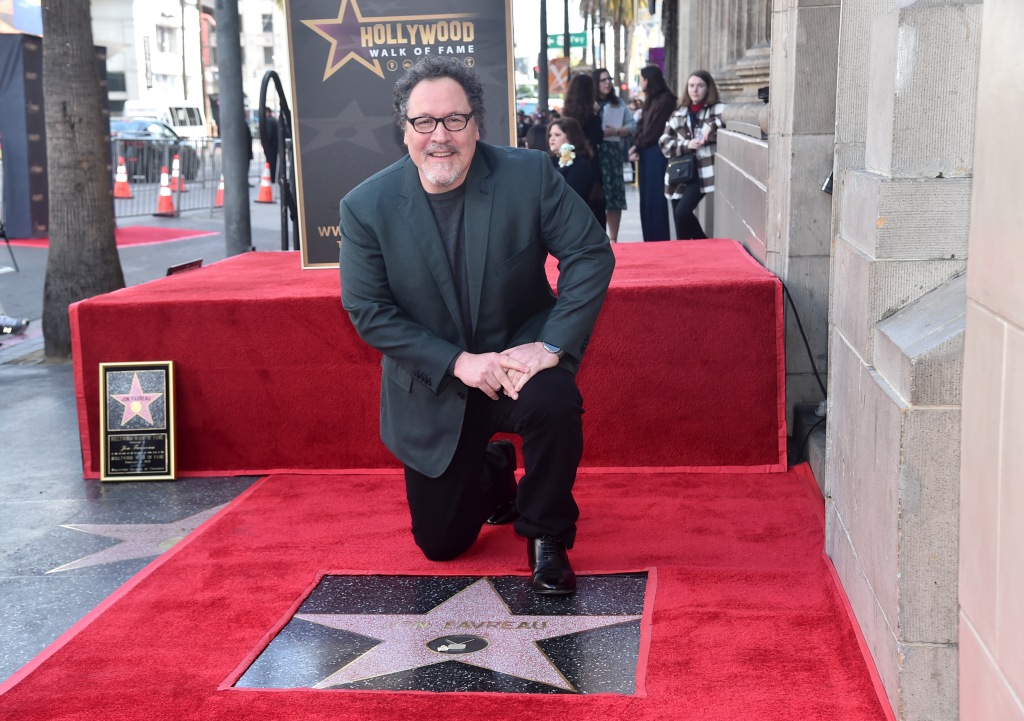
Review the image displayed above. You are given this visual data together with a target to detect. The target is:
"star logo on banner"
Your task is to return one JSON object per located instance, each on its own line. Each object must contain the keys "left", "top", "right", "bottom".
{"left": 302, "top": 0, "right": 474, "bottom": 81}
{"left": 296, "top": 578, "right": 640, "bottom": 691}
{"left": 47, "top": 505, "right": 225, "bottom": 573}
{"left": 111, "top": 372, "right": 163, "bottom": 426}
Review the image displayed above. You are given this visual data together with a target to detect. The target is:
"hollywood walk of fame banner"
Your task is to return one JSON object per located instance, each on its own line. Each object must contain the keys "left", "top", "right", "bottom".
{"left": 283, "top": 0, "right": 516, "bottom": 268}
{"left": 99, "top": 361, "right": 176, "bottom": 482}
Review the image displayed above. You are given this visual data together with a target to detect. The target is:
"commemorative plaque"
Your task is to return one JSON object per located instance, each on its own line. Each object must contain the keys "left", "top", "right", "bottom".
{"left": 99, "top": 361, "right": 176, "bottom": 481}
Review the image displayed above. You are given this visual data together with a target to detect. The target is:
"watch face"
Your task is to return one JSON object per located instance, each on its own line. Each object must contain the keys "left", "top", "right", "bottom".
{"left": 542, "top": 343, "right": 561, "bottom": 354}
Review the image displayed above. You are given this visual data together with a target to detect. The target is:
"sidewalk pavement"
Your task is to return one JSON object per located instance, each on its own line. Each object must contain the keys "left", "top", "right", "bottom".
{"left": 0, "top": 178, "right": 645, "bottom": 685}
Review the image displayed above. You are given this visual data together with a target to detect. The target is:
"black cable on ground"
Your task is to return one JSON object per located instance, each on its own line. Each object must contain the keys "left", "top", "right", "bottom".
{"left": 780, "top": 281, "right": 827, "bottom": 398}
{"left": 731, "top": 243, "right": 829, "bottom": 464}
{"left": 796, "top": 416, "right": 826, "bottom": 464}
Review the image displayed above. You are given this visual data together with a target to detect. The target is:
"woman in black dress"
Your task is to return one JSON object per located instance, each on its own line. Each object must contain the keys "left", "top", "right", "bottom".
{"left": 547, "top": 117, "right": 605, "bottom": 228}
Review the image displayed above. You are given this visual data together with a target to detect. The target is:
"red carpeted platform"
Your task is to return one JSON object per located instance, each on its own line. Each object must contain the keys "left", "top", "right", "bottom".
{"left": 70, "top": 240, "right": 786, "bottom": 478}
{"left": 0, "top": 465, "right": 892, "bottom": 720}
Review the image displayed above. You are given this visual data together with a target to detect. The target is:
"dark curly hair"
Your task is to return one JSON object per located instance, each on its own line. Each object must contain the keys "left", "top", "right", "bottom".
{"left": 393, "top": 56, "right": 485, "bottom": 133}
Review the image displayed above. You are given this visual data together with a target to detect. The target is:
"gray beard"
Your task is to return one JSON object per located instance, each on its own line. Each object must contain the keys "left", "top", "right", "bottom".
{"left": 423, "top": 160, "right": 463, "bottom": 188}
{"left": 422, "top": 144, "right": 463, "bottom": 187}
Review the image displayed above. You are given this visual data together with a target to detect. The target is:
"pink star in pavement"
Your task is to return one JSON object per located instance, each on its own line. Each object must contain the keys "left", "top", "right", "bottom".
{"left": 111, "top": 372, "right": 163, "bottom": 426}
{"left": 48, "top": 505, "right": 226, "bottom": 573}
{"left": 296, "top": 578, "right": 640, "bottom": 691}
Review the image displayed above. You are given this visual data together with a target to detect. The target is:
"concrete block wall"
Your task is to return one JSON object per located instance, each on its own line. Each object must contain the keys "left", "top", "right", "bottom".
{"left": 826, "top": 2, "right": 981, "bottom": 718}
{"left": 829, "top": 0, "right": 903, "bottom": 250}
{"left": 831, "top": 238, "right": 966, "bottom": 362}
{"left": 840, "top": 173, "right": 972, "bottom": 260}
{"left": 874, "top": 275, "right": 966, "bottom": 407}
{"left": 714, "top": 130, "right": 767, "bottom": 262}
{"left": 959, "top": 0, "right": 1024, "bottom": 717}
{"left": 828, "top": 279, "right": 965, "bottom": 719}
{"left": 744, "top": 0, "right": 840, "bottom": 427}
{"left": 864, "top": 5, "right": 982, "bottom": 179}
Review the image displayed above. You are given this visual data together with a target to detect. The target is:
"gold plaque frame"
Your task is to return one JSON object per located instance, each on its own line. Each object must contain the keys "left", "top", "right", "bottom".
{"left": 99, "top": 361, "right": 176, "bottom": 481}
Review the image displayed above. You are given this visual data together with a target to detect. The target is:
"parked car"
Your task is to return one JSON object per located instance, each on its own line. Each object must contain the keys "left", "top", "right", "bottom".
{"left": 122, "top": 98, "right": 211, "bottom": 140}
{"left": 110, "top": 118, "right": 200, "bottom": 182}
{"left": 516, "top": 96, "right": 563, "bottom": 117}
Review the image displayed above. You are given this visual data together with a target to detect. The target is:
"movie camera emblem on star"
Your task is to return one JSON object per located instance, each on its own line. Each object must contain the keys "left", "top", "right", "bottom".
{"left": 427, "top": 635, "right": 489, "bottom": 655}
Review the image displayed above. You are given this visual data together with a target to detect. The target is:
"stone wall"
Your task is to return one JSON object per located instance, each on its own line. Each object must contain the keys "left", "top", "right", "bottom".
{"left": 825, "top": 1, "right": 982, "bottom": 718}
{"left": 958, "top": 1, "right": 1024, "bottom": 718}
{"left": 764, "top": 0, "right": 839, "bottom": 425}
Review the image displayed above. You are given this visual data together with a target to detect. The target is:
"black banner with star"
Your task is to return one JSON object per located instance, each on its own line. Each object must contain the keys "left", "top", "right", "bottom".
{"left": 284, "top": 0, "right": 515, "bottom": 267}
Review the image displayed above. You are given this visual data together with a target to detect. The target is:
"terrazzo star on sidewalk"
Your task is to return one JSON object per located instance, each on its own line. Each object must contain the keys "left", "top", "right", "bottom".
{"left": 340, "top": 56, "right": 615, "bottom": 595}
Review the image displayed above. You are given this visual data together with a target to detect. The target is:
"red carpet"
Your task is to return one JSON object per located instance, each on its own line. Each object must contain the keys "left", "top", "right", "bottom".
{"left": 7, "top": 226, "right": 217, "bottom": 248}
{"left": 0, "top": 465, "right": 892, "bottom": 720}
{"left": 70, "top": 241, "right": 787, "bottom": 477}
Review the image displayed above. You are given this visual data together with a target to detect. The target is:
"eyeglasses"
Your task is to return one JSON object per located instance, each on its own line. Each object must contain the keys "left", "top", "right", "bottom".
{"left": 406, "top": 113, "right": 474, "bottom": 134}
{"left": 599, "top": 77, "right": 612, "bottom": 83}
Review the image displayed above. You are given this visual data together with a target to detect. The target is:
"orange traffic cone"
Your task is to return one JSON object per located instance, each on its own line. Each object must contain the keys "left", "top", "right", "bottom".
{"left": 113, "top": 156, "right": 132, "bottom": 198}
{"left": 214, "top": 174, "right": 224, "bottom": 208}
{"left": 169, "top": 154, "right": 187, "bottom": 192}
{"left": 255, "top": 162, "right": 274, "bottom": 203}
{"left": 153, "top": 166, "right": 176, "bottom": 217}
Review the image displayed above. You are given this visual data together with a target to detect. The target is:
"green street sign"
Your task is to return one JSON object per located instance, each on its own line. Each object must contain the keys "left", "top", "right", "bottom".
{"left": 547, "top": 32, "right": 587, "bottom": 49}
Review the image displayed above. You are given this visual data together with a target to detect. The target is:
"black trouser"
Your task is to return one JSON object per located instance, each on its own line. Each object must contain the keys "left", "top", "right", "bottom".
{"left": 672, "top": 183, "right": 707, "bottom": 240}
{"left": 403, "top": 367, "right": 584, "bottom": 561}
{"left": 638, "top": 144, "right": 671, "bottom": 241}
{"left": 266, "top": 150, "right": 278, "bottom": 183}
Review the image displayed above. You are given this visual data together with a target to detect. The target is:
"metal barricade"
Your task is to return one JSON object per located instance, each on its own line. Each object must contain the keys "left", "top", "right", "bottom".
{"left": 1, "top": 138, "right": 263, "bottom": 222}
{"left": 110, "top": 137, "right": 227, "bottom": 218}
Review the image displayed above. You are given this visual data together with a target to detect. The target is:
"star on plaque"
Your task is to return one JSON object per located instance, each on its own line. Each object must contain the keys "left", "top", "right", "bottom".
{"left": 48, "top": 505, "right": 225, "bottom": 573}
{"left": 111, "top": 372, "right": 163, "bottom": 426}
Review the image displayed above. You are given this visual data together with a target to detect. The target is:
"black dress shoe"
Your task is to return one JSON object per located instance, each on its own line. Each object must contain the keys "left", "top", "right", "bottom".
{"left": 527, "top": 536, "right": 577, "bottom": 595}
{"left": 485, "top": 440, "right": 518, "bottom": 525}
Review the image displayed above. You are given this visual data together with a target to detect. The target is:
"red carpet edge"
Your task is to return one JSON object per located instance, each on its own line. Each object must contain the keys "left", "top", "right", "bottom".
{"left": 792, "top": 463, "right": 897, "bottom": 721}
{"left": 6, "top": 227, "right": 218, "bottom": 248}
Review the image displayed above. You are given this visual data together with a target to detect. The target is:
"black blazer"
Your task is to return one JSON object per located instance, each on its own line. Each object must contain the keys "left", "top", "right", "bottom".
{"left": 340, "top": 142, "right": 615, "bottom": 476}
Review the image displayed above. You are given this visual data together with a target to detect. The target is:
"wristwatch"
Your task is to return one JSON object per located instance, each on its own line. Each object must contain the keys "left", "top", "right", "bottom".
{"left": 541, "top": 342, "right": 565, "bottom": 359}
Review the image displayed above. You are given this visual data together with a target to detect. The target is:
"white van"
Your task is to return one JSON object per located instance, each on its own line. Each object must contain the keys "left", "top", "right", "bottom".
{"left": 122, "top": 99, "right": 210, "bottom": 139}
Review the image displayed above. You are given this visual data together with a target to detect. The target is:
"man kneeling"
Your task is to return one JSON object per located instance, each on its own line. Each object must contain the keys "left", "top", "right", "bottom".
{"left": 340, "top": 57, "right": 614, "bottom": 594}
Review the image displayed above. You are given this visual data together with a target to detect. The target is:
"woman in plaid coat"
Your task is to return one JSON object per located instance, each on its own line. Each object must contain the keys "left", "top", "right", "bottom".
{"left": 658, "top": 70, "right": 726, "bottom": 240}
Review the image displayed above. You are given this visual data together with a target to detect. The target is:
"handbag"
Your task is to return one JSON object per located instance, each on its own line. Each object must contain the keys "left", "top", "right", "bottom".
{"left": 666, "top": 152, "right": 696, "bottom": 185}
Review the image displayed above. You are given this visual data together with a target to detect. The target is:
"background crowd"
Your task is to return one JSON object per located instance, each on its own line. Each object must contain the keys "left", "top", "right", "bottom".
{"left": 515, "top": 65, "right": 726, "bottom": 244}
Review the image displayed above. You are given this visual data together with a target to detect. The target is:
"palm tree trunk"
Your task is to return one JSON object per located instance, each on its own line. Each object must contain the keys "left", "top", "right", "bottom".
{"left": 613, "top": 4, "right": 623, "bottom": 83}
{"left": 41, "top": 0, "right": 124, "bottom": 359}
{"left": 622, "top": 23, "right": 634, "bottom": 94}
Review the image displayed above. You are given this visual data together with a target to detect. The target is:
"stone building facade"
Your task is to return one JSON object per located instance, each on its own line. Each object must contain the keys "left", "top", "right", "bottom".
{"left": 662, "top": 0, "right": 1022, "bottom": 719}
